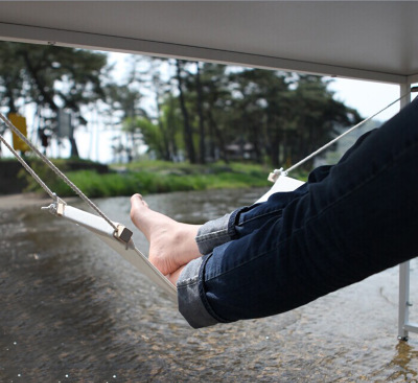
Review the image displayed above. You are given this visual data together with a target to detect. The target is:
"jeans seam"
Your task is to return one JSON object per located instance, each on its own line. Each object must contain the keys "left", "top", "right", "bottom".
{"left": 228, "top": 209, "right": 241, "bottom": 239}
{"left": 196, "top": 229, "right": 229, "bottom": 242}
{"left": 237, "top": 207, "right": 284, "bottom": 226}
{"left": 199, "top": 253, "right": 230, "bottom": 323}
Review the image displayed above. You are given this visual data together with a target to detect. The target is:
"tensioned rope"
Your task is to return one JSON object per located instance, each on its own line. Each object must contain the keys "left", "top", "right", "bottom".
{"left": 0, "top": 113, "right": 118, "bottom": 232}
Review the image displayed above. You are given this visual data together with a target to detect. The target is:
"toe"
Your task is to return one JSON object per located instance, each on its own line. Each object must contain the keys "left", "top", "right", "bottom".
{"left": 131, "top": 193, "right": 147, "bottom": 207}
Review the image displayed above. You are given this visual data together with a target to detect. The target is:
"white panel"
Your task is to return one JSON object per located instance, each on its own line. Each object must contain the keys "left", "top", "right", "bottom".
{"left": 0, "top": 2, "right": 417, "bottom": 82}
{"left": 0, "top": 22, "right": 407, "bottom": 84}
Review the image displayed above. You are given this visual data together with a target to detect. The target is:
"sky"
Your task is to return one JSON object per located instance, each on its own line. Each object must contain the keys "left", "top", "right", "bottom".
{"left": 327, "top": 77, "right": 401, "bottom": 121}
{"left": 0, "top": 52, "right": 408, "bottom": 164}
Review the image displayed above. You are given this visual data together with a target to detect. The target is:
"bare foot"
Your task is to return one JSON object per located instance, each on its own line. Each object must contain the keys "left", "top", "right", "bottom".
{"left": 130, "top": 194, "right": 202, "bottom": 279}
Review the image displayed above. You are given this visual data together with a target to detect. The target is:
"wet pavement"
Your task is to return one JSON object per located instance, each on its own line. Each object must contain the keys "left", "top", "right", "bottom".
{"left": 1, "top": 189, "right": 418, "bottom": 382}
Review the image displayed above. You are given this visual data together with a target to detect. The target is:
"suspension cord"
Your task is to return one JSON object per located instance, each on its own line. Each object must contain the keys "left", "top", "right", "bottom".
{"left": 284, "top": 93, "right": 410, "bottom": 175}
{"left": 0, "top": 113, "right": 118, "bottom": 232}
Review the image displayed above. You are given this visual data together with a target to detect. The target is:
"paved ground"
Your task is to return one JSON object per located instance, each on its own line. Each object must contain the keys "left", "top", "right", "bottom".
{"left": 0, "top": 193, "right": 47, "bottom": 210}
{"left": 0, "top": 193, "right": 80, "bottom": 211}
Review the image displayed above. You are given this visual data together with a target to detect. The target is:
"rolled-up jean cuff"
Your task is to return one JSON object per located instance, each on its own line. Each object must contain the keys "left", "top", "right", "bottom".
{"left": 177, "top": 255, "right": 219, "bottom": 328}
{"left": 195, "top": 213, "right": 232, "bottom": 254}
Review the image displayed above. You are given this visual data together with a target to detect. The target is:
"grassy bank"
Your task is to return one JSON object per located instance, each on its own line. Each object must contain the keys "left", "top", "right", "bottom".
{"left": 22, "top": 160, "right": 287, "bottom": 198}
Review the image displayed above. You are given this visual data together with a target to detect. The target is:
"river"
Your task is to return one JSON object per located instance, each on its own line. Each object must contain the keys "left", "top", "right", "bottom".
{"left": 1, "top": 188, "right": 418, "bottom": 382}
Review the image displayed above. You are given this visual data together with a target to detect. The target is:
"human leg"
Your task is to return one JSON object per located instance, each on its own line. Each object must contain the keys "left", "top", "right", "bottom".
{"left": 130, "top": 125, "right": 376, "bottom": 282}
{"left": 178, "top": 98, "right": 418, "bottom": 328}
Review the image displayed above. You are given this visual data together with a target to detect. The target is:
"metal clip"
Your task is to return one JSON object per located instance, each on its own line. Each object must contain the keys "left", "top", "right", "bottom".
{"left": 41, "top": 194, "right": 67, "bottom": 216}
{"left": 53, "top": 194, "right": 67, "bottom": 216}
{"left": 114, "top": 224, "right": 133, "bottom": 245}
{"left": 267, "top": 168, "right": 286, "bottom": 183}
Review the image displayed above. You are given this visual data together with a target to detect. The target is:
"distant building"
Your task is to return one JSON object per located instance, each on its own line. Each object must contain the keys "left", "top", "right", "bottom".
{"left": 225, "top": 139, "right": 256, "bottom": 161}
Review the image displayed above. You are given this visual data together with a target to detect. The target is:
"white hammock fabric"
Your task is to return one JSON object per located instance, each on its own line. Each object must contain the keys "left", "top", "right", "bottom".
{"left": 43, "top": 201, "right": 178, "bottom": 301}
{"left": 256, "top": 173, "right": 305, "bottom": 203}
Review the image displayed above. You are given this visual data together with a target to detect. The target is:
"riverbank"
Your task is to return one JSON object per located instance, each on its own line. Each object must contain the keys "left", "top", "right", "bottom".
{"left": 0, "top": 158, "right": 109, "bottom": 195}
{"left": 0, "top": 160, "right": 273, "bottom": 210}
{"left": 12, "top": 160, "right": 295, "bottom": 199}
{"left": 0, "top": 160, "right": 278, "bottom": 209}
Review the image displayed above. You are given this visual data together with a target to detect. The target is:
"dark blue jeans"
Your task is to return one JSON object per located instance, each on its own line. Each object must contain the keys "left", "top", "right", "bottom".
{"left": 177, "top": 98, "right": 418, "bottom": 328}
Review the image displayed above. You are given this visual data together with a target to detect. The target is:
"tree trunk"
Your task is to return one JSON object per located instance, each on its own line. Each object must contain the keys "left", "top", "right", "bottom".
{"left": 155, "top": 96, "right": 171, "bottom": 161}
{"left": 175, "top": 60, "right": 196, "bottom": 164}
{"left": 5, "top": 84, "right": 18, "bottom": 114}
{"left": 208, "top": 111, "right": 229, "bottom": 164}
{"left": 68, "top": 124, "right": 79, "bottom": 158}
{"left": 269, "top": 117, "right": 281, "bottom": 168}
{"left": 195, "top": 63, "right": 206, "bottom": 164}
{"left": 270, "top": 137, "right": 280, "bottom": 168}
{"left": 250, "top": 123, "right": 263, "bottom": 164}
{"left": 21, "top": 50, "right": 81, "bottom": 158}
{"left": 167, "top": 97, "right": 179, "bottom": 161}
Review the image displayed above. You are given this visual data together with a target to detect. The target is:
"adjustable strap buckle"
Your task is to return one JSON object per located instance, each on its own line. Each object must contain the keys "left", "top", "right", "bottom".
{"left": 267, "top": 168, "right": 286, "bottom": 183}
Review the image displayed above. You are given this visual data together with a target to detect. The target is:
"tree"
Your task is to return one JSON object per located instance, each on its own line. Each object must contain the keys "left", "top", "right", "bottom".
{"left": 196, "top": 63, "right": 232, "bottom": 163}
{"left": 194, "top": 63, "right": 206, "bottom": 164}
{"left": 148, "top": 59, "right": 177, "bottom": 161}
{"left": 175, "top": 59, "right": 197, "bottom": 163}
{"left": 104, "top": 82, "right": 145, "bottom": 162}
{"left": 180, "top": 62, "right": 208, "bottom": 164}
{"left": 129, "top": 117, "right": 166, "bottom": 160}
{"left": 0, "top": 41, "right": 108, "bottom": 157}
{"left": 0, "top": 42, "right": 27, "bottom": 157}
{"left": 130, "top": 94, "right": 183, "bottom": 162}
{"left": 0, "top": 43, "right": 25, "bottom": 114}
{"left": 228, "top": 68, "right": 292, "bottom": 167}
{"left": 286, "top": 75, "right": 361, "bottom": 168}
{"left": 224, "top": 69, "right": 361, "bottom": 168}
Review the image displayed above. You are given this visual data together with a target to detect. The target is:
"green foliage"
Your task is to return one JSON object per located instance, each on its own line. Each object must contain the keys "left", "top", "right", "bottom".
{"left": 18, "top": 158, "right": 109, "bottom": 196}
{"left": 128, "top": 117, "right": 164, "bottom": 158}
{"left": 59, "top": 171, "right": 140, "bottom": 198}
{"left": 0, "top": 42, "right": 107, "bottom": 119}
{"left": 19, "top": 159, "right": 271, "bottom": 198}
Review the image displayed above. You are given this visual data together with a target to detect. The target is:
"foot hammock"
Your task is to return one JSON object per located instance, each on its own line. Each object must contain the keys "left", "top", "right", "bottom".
{"left": 0, "top": 93, "right": 410, "bottom": 302}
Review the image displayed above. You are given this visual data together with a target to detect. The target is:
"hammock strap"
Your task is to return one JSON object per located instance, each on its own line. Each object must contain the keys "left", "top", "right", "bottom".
{"left": 0, "top": 112, "right": 118, "bottom": 232}
{"left": 284, "top": 93, "right": 410, "bottom": 175}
